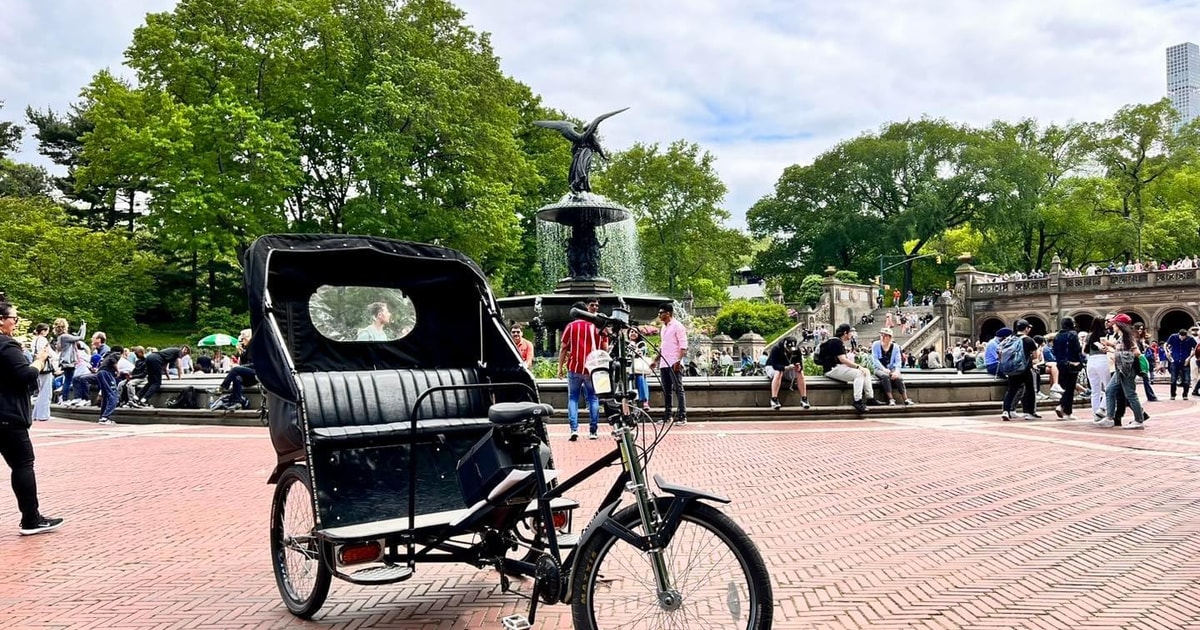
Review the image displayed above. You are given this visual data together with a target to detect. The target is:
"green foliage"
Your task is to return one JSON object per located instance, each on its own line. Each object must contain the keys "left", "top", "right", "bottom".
{"left": 0, "top": 159, "right": 53, "bottom": 197}
{"left": 194, "top": 306, "right": 251, "bottom": 339}
{"left": 714, "top": 300, "right": 793, "bottom": 339}
{"left": 833, "top": 270, "right": 861, "bottom": 284}
{"left": 596, "top": 140, "right": 747, "bottom": 298}
{"left": 531, "top": 357, "right": 559, "bottom": 380}
{"left": 795, "top": 274, "right": 824, "bottom": 307}
{"left": 0, "top": 101, "right": 21, "bottom": 158}
{"left": 0, "top": 197, "right": 160, "bottom": 333}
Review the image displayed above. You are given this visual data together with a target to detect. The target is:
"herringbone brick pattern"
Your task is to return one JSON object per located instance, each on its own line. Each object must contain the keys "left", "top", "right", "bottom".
{"left": 0, "top": 400, "right": 1198, "bottom": 629}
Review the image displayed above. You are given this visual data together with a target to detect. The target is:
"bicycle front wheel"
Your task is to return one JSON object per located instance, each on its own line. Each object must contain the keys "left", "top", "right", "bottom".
{"left": 570, "top": 499, "right": 773, "bottom": 629}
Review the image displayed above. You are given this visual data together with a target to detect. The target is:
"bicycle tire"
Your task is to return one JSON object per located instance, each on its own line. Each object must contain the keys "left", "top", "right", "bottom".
{"left": 570, "top": 499, "right": 772, "bottom": 629}
{"left": 270, "top": 465, "right": 332, "bottom": 618}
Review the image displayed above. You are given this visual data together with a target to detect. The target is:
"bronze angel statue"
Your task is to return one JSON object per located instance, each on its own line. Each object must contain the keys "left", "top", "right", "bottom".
{"left": 533, "top": 107, "right": 629, "bottom": 194}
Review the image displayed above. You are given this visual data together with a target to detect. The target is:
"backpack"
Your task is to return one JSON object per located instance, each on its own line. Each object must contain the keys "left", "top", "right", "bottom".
{"left": 997, "top": 336, "right": 1028, "bottom": 376}
{"left": 165, "top": 386, "right": 199, "bottom": 409}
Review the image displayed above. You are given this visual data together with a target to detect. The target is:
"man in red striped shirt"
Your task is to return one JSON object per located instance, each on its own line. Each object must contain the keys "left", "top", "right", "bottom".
{"left": 557, "top": 301, "right": 602, "bottom": 441}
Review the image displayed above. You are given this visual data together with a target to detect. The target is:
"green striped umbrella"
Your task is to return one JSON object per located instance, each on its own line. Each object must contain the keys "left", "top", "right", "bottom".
{"left": 197, "top": 333, "right": 238, "bottom": 347}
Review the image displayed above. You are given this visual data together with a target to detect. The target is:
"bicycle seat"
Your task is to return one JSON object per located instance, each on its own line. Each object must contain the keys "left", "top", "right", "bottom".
{"left": 488, "top": 402, "right": 554, "bottom": 426}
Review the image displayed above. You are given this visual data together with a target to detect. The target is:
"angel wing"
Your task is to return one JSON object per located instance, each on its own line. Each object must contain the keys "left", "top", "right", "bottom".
{"left": 582, "top": 107, "right": 630, "bottom": 138}
{"left": 533, "top": 119, "right": 583, "bottom": 143}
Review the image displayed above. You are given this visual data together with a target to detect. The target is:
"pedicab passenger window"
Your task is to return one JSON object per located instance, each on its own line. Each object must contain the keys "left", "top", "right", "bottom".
{"left": 308, "top": 286, "right": 417, "bottom": 342}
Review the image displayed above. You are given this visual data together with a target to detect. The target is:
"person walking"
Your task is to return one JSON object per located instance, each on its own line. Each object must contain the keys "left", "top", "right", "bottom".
{"left": 1052, "top": 317, "right": 1084, "bottom": 420}
{"left": 0, "top": 299, "right": 65, "bottom": 535}
{"left": 655, "top": 303, "right": 688, "bottom": 425}
{"left": 1000, "top": 319, "right": 1040, "bottom": 421}
{"left": 1165, "top": 327, "right": 1196, "bottom": 400}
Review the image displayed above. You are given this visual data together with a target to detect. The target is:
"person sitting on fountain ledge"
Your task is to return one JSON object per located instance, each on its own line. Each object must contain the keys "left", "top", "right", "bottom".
{"left": 818, "top": 323, "right": 881, "bottom": 414}
{"left": 767, "top": 337, "right": 809, "bottom": 410}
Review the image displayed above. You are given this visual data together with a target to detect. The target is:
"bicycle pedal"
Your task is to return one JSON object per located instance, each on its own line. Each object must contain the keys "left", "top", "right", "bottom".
{"left": 501, "top": 614, "right": 531, "bottom": 629}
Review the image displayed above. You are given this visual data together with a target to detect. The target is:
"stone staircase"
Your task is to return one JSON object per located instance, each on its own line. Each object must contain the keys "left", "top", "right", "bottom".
{"left": 850, "top": 306, "right": 937, "bottom": 349}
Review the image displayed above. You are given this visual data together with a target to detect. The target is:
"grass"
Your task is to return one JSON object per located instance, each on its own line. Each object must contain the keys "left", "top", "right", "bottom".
{"left": 108, "top": 325, "right": 200, "bottom": 351}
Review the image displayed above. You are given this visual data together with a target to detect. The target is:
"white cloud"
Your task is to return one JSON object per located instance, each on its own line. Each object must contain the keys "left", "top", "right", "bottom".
{"left": 3, "top": 0, "right": 1199, "bottom": 227}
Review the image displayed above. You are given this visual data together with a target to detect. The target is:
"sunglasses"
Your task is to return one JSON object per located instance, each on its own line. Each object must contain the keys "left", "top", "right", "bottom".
{"left": 511, "top": 330, "right": 522, "bottom": 335}
{"left": 0, "top": 315, "right": 16, "bottom": 321}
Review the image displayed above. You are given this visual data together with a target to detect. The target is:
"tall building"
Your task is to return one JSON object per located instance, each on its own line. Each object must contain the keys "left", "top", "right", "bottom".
{"left": 1167, "top": 42, "right": 1200, "bottom": 128}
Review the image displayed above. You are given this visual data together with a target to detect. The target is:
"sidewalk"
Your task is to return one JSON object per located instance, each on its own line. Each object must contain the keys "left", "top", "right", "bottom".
{"left": 1, "top": 400, "right": 1198, "bottom": 628}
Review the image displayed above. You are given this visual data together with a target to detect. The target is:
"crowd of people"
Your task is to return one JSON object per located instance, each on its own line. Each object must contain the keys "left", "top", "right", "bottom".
{"left": 986, "top": 256, "right": 1200, "bottom": 282}
{"left": 10, "top": 315, "right": 258, "bottom": 424}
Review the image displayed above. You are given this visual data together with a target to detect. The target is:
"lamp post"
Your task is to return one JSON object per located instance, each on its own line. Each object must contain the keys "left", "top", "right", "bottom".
{"left": 877, "top": 253, "right": 943, "bottom": 298}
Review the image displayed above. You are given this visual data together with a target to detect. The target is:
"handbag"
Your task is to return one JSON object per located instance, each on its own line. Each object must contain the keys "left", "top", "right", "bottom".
{"left": 1137, "top": 353, "right": 1150, "bottom": 375}
{"left": 632, "top": 356, "right": 653, "bottom": 375}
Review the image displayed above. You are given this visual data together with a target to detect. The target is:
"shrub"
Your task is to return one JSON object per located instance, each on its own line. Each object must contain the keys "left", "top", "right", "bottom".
{"left": 714, "top": 300, "right": 793, "bottom": 339}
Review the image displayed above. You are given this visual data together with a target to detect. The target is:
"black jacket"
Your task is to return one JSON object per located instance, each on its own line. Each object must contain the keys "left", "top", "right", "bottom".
{"left": 0, "top": 334, "right": 38, "bottom": 428}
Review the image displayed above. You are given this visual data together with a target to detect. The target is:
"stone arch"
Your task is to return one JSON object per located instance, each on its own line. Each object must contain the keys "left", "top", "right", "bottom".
{"left": 1066, "top": 311, "right": 1099, "bottom": 336}
{"left": 1157, "top": 309, "right": 1196, "bottom": 343}
{"left": 979, "top": 317, "right": 1006, "bottom": 341}
{"left": 1020, "top": 314, "right": 1049, "bottom": 338}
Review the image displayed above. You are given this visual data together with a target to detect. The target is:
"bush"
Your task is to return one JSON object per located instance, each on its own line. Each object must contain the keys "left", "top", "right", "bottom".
{"left": 531, "top": 357, "right": 559, "bottom": 379}
{"left": 714, "top": 300, "right": 793, "bottom": 339}
{"left": 195, "top": 306, "right": 250, "bottom": 338}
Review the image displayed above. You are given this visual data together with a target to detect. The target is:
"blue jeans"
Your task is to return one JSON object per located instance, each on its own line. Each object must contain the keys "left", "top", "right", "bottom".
{"left": 98, "top": 371, "right": 119, "bottom": 418}
{"left": 634, "top": 374, "right": 650, "bottom": 402}
{"left": 1169, "top": 362, "right": 1190, "bottom": 398}
{"left": 60, "top": 367, "right": 76, "bottom": 401}
{"left": 566, "top": 371, "right": 599, "bottom": 433}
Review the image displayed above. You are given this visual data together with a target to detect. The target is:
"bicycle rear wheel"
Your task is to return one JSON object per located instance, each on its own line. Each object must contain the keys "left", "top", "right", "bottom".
{"left": 270, "top": 464, "right": 332, "bottom": 618}
{"left": 570, "top": 499, "right": 772, "bottom": 629}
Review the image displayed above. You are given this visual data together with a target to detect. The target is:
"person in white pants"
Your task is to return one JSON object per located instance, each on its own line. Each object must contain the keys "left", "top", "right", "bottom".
{"left": 1084, "top": 319, "right": 1111, "bottom": 417}
{"left": 819, "top": 323, "right": 877, "bottom": 414}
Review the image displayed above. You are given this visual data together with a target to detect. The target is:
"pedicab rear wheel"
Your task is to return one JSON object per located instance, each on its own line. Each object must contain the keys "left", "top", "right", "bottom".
{"left": 271, "top": 464, "right": 332, "bottom": 618}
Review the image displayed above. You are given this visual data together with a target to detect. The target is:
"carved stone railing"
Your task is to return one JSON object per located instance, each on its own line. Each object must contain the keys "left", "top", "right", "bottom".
{"left": 1155, "top": 269, "right": 1198, "bottom": 285}
{"left": 1011, "top": 278, "right": 1049, "bottom": 293}
{"left": 902, "top": 316, "right": 942, "bottom": 354}
{"left": 972, "top": 282, "right": 1010, "bottom": 297}
{"left": 1109, "top": 272, "right": 1148, "bottom": 287}
{"left": 973, "top": 269, "right": 1200, "bottom": 298}
{"left": 1062, "top": 275, "right": 1103, "bottom": 290}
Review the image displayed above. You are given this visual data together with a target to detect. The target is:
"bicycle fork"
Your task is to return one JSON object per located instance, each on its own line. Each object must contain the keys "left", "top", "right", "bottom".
{"left": 614, "top": 421, "right": 681, "bottom": 610}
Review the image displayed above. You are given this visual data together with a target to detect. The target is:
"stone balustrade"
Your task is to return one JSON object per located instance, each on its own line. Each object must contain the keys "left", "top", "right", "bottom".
{"left": 969, "top": 268, "right": 1199, "bottom": 298}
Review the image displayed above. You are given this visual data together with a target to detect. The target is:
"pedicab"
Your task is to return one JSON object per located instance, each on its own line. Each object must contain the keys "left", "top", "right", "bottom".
{"left": 244, "top": 234, "right": 773, "bottom": 628}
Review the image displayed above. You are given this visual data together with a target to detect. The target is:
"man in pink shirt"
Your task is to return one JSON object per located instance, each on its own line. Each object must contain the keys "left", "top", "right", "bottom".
{"left": 656, "top": 302, "right": 688, "bottom": 425}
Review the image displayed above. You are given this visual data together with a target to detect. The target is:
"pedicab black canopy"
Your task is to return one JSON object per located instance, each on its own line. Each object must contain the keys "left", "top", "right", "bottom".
{"left": 242, "top": 234, "right": 533, "bottom": 459}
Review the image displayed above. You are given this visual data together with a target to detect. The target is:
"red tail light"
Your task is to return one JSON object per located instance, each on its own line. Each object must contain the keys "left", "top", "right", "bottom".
{"left": 338, "top": 541, "right": 383, "bottom": 565}
{"left": 552, "top": 510, "right": 569, "bottom": 530}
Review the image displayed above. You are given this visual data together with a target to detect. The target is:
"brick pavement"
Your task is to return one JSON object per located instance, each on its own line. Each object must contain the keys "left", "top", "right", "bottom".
{"left": 0, "top": 400, "right": 1198, "bottom": 629}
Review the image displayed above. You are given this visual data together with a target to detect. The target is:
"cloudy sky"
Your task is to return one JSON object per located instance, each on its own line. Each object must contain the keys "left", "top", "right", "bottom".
{"left": 2, "top": 0, "right": 1198, "bottom": 226}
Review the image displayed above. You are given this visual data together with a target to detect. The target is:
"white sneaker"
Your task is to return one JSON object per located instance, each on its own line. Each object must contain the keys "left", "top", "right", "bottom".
{"left": 1094, "top": 418, "right": 1114, "bottom": 428}
{"left": 1050, "top": 384, "right": 1065, "bottom": 394}
{"left": 1036, "top": 392, "right": 1050, "bottom": 401}
{"left": 904, "top": 399, "right": 916, "bottom": 406}
{"left": 568, "top": 431, "right": 579, "bottom": 442}
{"left": 1122, "top": 421, "right": 1145, "bottom": 430}
{"left": 1001, "top": 411, "right": 1011, "bottom": 421}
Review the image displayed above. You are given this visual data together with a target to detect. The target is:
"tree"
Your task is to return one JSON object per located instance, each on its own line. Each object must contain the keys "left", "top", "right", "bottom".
{"left": 596, "top": 140, "right": 744, "bottom": 297}
{"left": 1090, "top": 99, "right": 1200, "bottom": 260}
{"left": 26, "top": 104, "right": 115, "bottom": 227}
{"left": 750, "top": 118, "right": 989, "bottom": 293}
{"left": 0, "top": 101, "right": 21, "bottom": 158}
{"left": 973, "top": 119, "right": 1092, "bottom": 272}
{"left": 78, "top": 0, "right": 546, "bottom": 321}
{"left": 0, "top": 197, "right": 159, "bottom": 332}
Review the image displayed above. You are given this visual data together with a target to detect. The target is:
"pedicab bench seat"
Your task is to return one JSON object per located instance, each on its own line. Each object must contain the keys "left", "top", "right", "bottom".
{"left": 297, "top": 368, "right": 494, "bottom": 445}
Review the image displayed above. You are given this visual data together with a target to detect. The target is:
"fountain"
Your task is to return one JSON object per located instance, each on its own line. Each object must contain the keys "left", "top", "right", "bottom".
{"left": 496, "top": 108, "right": 669, "bottom": 354}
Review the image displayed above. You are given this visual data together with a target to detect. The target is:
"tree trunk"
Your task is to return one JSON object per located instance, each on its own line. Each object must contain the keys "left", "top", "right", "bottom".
{"left": 207, "top": 256, "right": 217, "bottom": 312}
{"left": 190, "top": 249, "right": 200, "bottom": 324}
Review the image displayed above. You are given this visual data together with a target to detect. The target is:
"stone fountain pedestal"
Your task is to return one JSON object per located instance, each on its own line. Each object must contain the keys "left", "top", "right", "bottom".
{"left": 498, "top": 192, "right": 669, "bottom": 355}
